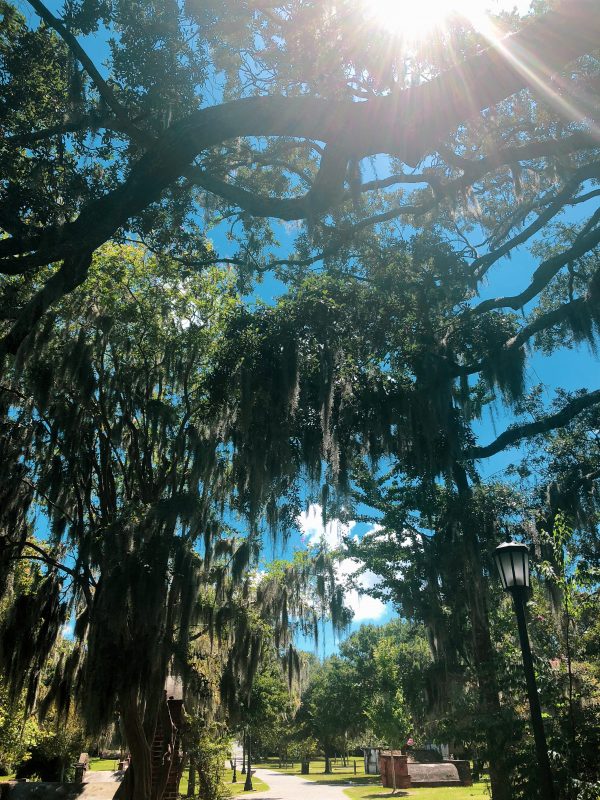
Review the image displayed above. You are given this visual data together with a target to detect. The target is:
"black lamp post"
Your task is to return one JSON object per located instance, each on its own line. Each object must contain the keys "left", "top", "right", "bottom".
{"left": 493, "top": 542, "right": 556, "bottom": 800}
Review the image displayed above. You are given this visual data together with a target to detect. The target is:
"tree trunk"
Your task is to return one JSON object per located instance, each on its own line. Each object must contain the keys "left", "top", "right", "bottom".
{"left": 453, "top": 464, "right": 513, "bottom": 800}
{"left": 241, "top": 736, "right": 246, "bottom": 774}
{"left": 244, "top": 731, "right": 253, "bottom": 792}
{"left": 324, "top": 753, "right": 331, "bottom": 774}
{"left": 187, "top": 759, "right": 196, "bottom": 798}
{"left": 114, "top": 691, "right": 153, "bottom": 800}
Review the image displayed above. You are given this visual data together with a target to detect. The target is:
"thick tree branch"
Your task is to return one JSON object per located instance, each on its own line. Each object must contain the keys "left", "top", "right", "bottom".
{"left": 14, "top": 5, "right": 600, "bottom": 240}
{"left": 125, "top": 236, "right": 330, "bottom": 273}
{"left": 472, "top": 161, "right": 600, "bottom": 279}
{"left": 7, "top": 115, "right": 137, "bottom": 146}
{"left": 469, "top": 389, "right": 600, "bottom": 459}
{"left": 188, "top": 144, "right": 348, "bottom": 220}
{"left": 27, "top": 0, "right": 153, "bottom": 147}
{"left": 1, "top": 252, "right": 92, "bottom": 358}
{"left": 359, "top": 172, "right": 438, "bottom": 192}
{"left": 450, "top": 265, "right": 600, "bottom": 380}
{"left": 324, "top": 134, "right": 600, "bottom": 238}
{"left": 453, "top": 297, "right": 588, "bottom": 379}
{"left": 472, "top": 207, "right": 600, "bottom": 315}
{"left": 22, "top": 540, "right": 79, "bottom": 580}
{"left": 442, "top": 131, "right": 599, "bottom": 179}
{"left": 504, "top": 299, "right": 592, "bottom": 352}
{"left": 2, "top": 4, "right": 598, "bottom": 272}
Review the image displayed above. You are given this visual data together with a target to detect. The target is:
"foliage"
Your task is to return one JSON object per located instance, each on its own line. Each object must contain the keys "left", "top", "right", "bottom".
{"left": 1, "top": 5, "right": 600, "bottom": 800}
{"left": 0, "top": 243, "right": 350, "bottom": 800}
{"left": 364, "top": 643, "right": 413, "bottom": 749}
{"left": 297, "top": 655, "right": 363, "bottom": 763}
{"left": 295, "top": 621, "right": 429, "bottom": 763}
{"left": 0, "top": 560, "right": 45, "bottom": 775}
{"left": 244, "top": 654, "right": 296, "bottom": 759}
{"left": 340, "top": 622, "right": 431, "bottom": 740}
{"left": 182, "top": 716, "right": 231, "bottom": 800}
{"left": 344, "top": 462, "right": 600, "bottom": 799}
{"left": 0, "top": 683, "right": 41, "bottom": 776}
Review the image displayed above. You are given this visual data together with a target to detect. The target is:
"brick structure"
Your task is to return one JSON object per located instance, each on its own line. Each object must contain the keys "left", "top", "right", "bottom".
{"left": 150, "top": 696, "right": 184, "bottom": 800}
{"left": 379, "top": 751, "right": 411, "bottom": 790}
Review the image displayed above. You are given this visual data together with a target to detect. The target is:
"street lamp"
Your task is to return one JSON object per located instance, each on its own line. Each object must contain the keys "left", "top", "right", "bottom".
{"left": 494, "top": 542, "right": 556, "bottom": 800}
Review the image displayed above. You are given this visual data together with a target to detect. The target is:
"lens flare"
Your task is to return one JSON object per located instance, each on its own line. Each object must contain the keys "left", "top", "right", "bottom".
{"left": 362, "top": 0, "right": 495, "bottom": 40}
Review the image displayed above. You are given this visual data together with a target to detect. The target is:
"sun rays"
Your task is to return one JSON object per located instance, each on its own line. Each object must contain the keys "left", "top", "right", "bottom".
{"left": 361, "top": 0, "right": 491, "bottom": 42}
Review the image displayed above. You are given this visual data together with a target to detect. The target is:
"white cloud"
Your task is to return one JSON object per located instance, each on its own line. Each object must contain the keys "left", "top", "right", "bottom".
{"left": 296, "top": 503, "right": 356, "bottom": 548}
{"left": 345, "top": 589, "right": 388, "bottom": 622}
{"left": 297, "top": 504, "right": 388, "bottom": 622}
{"left": 339, "top": 560, "right": 388, "bottom": 622}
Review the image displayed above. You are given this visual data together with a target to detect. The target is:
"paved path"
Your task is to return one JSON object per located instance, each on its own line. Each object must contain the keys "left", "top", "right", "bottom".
{"left": 235, "top": 769, "right": 351, "bottom": 800}
{"left": 83, "top": 772, "right": 124, "bottom": 784}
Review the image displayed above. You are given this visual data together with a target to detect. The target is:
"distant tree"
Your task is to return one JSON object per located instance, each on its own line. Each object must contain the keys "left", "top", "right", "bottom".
{"left": 294, "top": 621, "right": 429, "bottom": 774}
{"left": 355, "top": 629, "right": 413, "bottom": 796}
{"left": 339, "top": 622, "right": 431, "bottom": 737}
{"left": 296, "top": 656, "right": 363, "bottom": 773}
{"left": 245, "top": 656, "right": 295, "bottom": 760}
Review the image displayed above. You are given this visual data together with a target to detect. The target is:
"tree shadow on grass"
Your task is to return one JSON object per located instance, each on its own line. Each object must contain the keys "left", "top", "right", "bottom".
{"left": 346, "top": 793, "right": 408, "bottom": 799}
{"left": 309, "top": 777, "right": 408, "bottom": 795}
{"left": 310, "top": 777, "right": 381, "bottom": 787}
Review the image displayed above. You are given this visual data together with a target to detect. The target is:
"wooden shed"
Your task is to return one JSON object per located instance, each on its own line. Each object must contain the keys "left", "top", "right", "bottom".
{"left": 363, "top": 748, "right": 380, "bottom": 775}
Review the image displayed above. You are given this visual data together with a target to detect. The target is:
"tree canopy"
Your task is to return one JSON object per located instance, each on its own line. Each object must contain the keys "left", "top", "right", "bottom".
{"left": 1, "top": 0, "right": 599, "bottom": 365}
{"left": 0, "top": 243, "right": 350, "bottom": 800}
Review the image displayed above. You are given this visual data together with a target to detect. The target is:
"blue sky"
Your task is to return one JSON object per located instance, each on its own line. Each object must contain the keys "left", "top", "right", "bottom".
{"left": 23, "top": 0, "right": 599, "bottom": 651}
{"left": 238, "top": 201, "right": 600, "bottom": 654}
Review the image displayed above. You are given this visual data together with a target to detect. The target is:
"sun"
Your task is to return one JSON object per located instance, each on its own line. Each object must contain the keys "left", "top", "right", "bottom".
{"left": 362, "top": 0, "right": 489, "bottom": 41}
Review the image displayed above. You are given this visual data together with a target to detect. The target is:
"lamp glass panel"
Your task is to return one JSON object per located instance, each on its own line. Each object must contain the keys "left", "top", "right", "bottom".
{"left": 506, "top": 549, "right": 526, "bottom": 587}
{"left": 495, "top": 551, "right": 509, "bottom": 589}
{"left": 494, "top": 544, "right": 530, "bottom": 589}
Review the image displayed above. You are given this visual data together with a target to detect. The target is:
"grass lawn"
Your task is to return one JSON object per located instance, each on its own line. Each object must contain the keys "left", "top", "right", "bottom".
{"left": 89, "top": 758, "right": 120, "bottom": 772}
{"left": 178, "top": 768, "right": 269, "bottom": 796}
{"left": 261, "top": 760, "right": 489, "bottom": 800}
{"left": 344, "top": 783, "right": 490, "bottom": 800}
{"left": 259, "top": 758, "right": 372, "bottom": 784}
